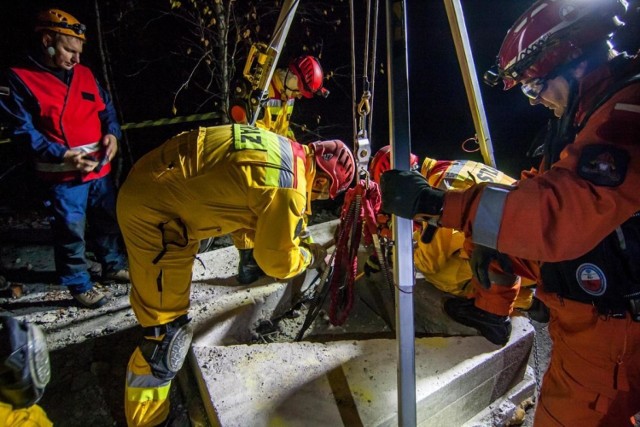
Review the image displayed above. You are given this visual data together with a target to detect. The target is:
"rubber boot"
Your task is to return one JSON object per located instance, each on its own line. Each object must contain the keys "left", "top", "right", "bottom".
{"left": 444, "top": 297, "right": 512, "bottom": 346}
{"left": 237, "top": 248, "right": 265, "bottom": 284}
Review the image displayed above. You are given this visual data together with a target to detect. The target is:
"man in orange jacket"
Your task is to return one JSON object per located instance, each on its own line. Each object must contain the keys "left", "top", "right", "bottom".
{"left": 381, "top": 0, "right": 640, "bottom": 425}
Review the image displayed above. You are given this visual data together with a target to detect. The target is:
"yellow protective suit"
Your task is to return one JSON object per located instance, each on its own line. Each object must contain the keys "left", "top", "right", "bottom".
{"left": 414, "top": 158, "right": 534, "bottom": 309}
{"left": 117, "top": 124, "right": 316, "bottom": 426}
{"left": 0, "top": 403, "right": 52, "bottom": 427}
{"left": 234, "top": 71, "right": 297, "bottom": 251}
{"left": 255, "top": 71, "right": 296, "bottom": 140}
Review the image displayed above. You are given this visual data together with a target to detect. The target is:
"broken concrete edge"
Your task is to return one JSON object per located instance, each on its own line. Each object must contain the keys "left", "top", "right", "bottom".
{"left": 462, "top": 366, "right": 536, "bottom": 427}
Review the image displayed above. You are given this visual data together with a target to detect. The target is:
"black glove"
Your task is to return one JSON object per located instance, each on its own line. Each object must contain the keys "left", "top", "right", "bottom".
{"left": 380, "top": 170, "right": 445, "bottom": 219}
{"left": 470, "top": 245, "right": 514, "bottom": 289}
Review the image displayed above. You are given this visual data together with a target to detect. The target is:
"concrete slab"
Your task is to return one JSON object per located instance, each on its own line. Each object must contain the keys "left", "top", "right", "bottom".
{"left": 187, "top": 220, "right": 536, "bottom": 426}
{"left": 191, "top": 317, "right": 533, "bottom": 426}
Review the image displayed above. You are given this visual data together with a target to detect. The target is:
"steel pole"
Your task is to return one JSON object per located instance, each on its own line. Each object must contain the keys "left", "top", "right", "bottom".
{"left": 386, "top": 0, "right": 416, "bottom": 425}
{"left": 443, "top": 0, "right": 497, "bottom": 167}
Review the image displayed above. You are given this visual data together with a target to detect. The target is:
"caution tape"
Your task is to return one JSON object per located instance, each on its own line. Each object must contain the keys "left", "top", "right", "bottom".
{"left": 121, "top": 111, "right": 222, "bottom": 130}
{"left": 0, "top": 111, "right": 224, "bottom": 144}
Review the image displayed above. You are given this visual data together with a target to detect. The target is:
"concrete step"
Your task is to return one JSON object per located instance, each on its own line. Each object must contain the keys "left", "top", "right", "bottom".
{"left": 186, "top": 220, "right": 535, "bottom": 426}
{"left": 191, "top": 316, "right": 533, "bottom": 427}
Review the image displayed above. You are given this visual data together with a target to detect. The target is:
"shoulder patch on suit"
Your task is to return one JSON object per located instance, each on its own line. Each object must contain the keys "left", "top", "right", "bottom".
{"left": 577, "top": 144, "right": 629, "bottom": 187}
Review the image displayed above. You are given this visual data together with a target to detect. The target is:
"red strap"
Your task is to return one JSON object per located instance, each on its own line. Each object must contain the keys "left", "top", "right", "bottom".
{"left": 328, "top": 180, "right": 381, "bottom": 325}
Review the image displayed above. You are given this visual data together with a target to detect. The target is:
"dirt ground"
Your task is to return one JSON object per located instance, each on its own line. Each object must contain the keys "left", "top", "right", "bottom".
{"left": 0, "top": 208, "right": 552, "bottom": 427}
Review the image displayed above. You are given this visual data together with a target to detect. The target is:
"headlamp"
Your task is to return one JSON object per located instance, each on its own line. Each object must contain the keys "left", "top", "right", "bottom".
{"left": 41, "top": 21, "right": 87, "bottom": 36}
{"left": 483, "top": 65, "right": 501, "bottom": 87}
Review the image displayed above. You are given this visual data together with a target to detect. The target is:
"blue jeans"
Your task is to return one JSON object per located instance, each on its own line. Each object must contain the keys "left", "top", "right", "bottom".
{"left": 49, "top": 176, "right": 126, "bottom": 294}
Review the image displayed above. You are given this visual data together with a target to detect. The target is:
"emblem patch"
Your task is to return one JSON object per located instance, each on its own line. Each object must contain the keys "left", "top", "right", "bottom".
{"left": 577, "top": 144, "right": 629, "bottom": 187}
{"left": 575, "top": 263, "right": 607, "bottom": 296}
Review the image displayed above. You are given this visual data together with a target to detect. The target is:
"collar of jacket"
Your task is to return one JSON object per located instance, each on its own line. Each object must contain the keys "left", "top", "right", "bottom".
{"left": 26, "top": 54, "right": 72, "bottom": 84}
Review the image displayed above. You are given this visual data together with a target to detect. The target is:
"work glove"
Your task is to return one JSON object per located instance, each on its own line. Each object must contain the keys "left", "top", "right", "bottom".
{"left": 470, "top": 244, "right": 514, "bottom": 290}
{"left": 303, "top": 243, "right": 328, "bottom": 271}
{"left": 380, "top": 170, "right": 445, "bottom": 220}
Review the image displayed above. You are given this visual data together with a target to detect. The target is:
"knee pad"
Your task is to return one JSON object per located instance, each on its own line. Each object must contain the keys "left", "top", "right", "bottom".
{"left": 139, "top": 315, "right": 193, "bottom": 380}
{"left": 0, "top": 316, "right": 51, "bottom": 408}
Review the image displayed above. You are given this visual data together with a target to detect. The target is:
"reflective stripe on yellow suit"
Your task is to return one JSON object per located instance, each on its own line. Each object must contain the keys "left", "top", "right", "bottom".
{"left": 0, "top": 403, "right": 52, "bottom": 427}
{"left": 117, "top": 124, "right": 313, "bottom": 426}
{"left": 239, "top": 78, "right": 297, "bottom": 251}
{"left": 124, "top": 347, "right": 171, "bottom": 427}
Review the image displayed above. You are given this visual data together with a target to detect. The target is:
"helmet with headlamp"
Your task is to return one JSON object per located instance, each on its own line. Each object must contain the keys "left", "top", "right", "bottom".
{"left": 35, "top": 8, "right": 87, "bottom": 41}
{"left": 483, "top": 0, "right": 627, "bottom": 94}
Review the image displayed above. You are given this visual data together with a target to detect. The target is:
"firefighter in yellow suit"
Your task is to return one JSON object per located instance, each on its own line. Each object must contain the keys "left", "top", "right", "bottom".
{"left": 231, "top": 56, "right": 329, "bottom": 284}
{"left": 255, "top": 55, "right": 328, "bottom": 139}
{"left": 117, "top": 124, "right": 355, "bottom": 426}
{"left": 414, "top": 157, "right": 534, "bottom": 309}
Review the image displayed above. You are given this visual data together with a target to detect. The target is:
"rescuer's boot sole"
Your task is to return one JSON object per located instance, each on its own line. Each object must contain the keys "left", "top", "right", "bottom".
{"left": 444, "top": 297, "right": 511, "bottom": 346}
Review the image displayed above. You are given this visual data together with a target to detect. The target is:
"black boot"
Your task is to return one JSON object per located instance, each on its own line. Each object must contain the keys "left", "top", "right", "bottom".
{"left": 444, "top": 298, "right": 511, "bottom": 346}
{"left": 237, "top": 248, "right": 265, "bottom": 284}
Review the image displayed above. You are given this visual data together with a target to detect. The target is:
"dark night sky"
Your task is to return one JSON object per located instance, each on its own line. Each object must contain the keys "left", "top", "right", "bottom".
{"left": 3, "top": 0, "right": 636, "bottom": 190}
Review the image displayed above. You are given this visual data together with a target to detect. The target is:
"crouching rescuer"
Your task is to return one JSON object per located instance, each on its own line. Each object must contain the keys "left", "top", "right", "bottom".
{"left": 117, "top": 124, "right": 355, "bottom": 426}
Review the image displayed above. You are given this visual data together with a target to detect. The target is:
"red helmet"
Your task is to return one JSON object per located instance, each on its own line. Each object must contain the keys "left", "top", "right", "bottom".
{"left": 485, "top": 0, "right": 626, "bottom": 90}
{"left": 289, "top": 56, "right": 327, "bottom": 98}
{"left": 310, "top": 140, "right": 355, "bottom": 198}
{"left": 369, "top": 145, "right": 419, "bottom": 184}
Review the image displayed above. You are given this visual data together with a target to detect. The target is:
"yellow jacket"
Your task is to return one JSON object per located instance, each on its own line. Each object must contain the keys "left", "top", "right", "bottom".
{"left": 0, "top": 403, "right": 52, "bottom": 427}
{"left": 414, "top": 159, "right": 519, "bottom": 296}
{"left": 255, "top": 73, "right": 296, "bottom": 140}
{"left": 118, "top": 124, "right": 315, "bottom": 285}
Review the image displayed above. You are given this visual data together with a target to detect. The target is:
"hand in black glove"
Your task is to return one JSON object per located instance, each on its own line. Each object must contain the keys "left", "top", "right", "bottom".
{"left": 470, "top": 244, "right": 514, "bottom": 289}
{"left": 380, "top": 170, "right": 445, "bottom": 219}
